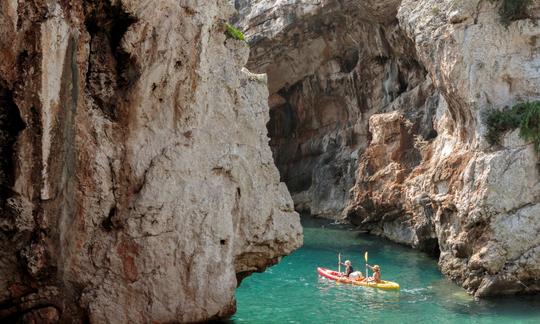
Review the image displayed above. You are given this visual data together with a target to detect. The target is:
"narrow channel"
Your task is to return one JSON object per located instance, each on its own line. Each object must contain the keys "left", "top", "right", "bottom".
{"left": 232, "top": 217, "right": 540, "bottom": 323}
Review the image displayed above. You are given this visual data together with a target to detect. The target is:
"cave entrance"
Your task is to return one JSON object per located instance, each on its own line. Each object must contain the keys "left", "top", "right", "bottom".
{"left": 238, "top": 2, "right": 441, "bottom": 259}
{"left": 266, "top": 84, "right": 358, "bottom": 220}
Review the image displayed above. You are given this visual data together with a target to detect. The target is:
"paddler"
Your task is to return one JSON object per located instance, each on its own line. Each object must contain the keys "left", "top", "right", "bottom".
{"left": 338, "top": 260, "right": 363, "bottom": 280}
{"left": 339, "top": 260, "right": 354, "bottom": 277}
{"left": 365, "top": 264, "right": 382, "bottom": 283}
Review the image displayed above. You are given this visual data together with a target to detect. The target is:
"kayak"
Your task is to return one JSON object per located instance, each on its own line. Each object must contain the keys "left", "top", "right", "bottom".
{"left": 317, "top": 267, "right": 400, "bottom": 291}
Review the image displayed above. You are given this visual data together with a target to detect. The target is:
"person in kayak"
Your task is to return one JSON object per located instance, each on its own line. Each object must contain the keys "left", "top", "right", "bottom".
{"left": 340, "top": 260, "right": 354, "bottom": 277}
{"left": 365, "top": 264, "right": 382, "bottom": 283}
{"left": 339, "top": 260, "right": 363, "bottom": 280}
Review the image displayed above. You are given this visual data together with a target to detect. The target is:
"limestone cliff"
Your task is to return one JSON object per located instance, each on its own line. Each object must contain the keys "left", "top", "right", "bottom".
{"left": 236, "top": 0, "right": 431, "bottom": 219}
{"left": 237, "top": 0, "right": 540, "bottom": 297}
{"left": 0, "top": 0, "right": 301, "bottom": 322}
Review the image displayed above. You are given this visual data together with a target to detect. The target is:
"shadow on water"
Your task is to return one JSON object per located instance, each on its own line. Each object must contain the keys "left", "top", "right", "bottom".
{"left": 232, "top": 216, "right": 540, "bottom": 323}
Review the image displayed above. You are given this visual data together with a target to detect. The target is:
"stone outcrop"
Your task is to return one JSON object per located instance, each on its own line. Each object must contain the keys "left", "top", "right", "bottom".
{"left": 393, "top": 0, "right": 540, "bottom": 298}
{"left": 0, "top": 0, "right": 301, "bottom": 322}
{"left": 236, "top": 0, "right": 429, "bottom": 218}
{"left": 237, "top": 0, "right": 540, "bottom": 297}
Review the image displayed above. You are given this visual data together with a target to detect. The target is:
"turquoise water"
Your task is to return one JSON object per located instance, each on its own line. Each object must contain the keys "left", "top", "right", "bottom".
{"left": 232, "top": 217, "right": 540, "bottom": 323}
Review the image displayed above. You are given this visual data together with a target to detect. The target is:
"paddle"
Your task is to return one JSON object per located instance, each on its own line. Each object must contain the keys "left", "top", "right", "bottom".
{"left": 338, "top": 253, "right": 341, "bottom": 275}
{"left": 336, "top": 253, "right": 342, "bottom": 284}
{"left": 364, "top": 251, "right": 369, "bottom": 280}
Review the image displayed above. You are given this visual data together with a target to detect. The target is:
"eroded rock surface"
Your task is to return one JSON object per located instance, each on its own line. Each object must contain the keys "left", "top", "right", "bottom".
{"left": 238, "top": 0, "right": 540, "bottom": 297}
{"left": 0, "top": 0, "right": 301, "bottom": 322}
{"left": 394, "top": 0, "right": 540, "bottom": 297}
{"left": 237, "top": 0, "right": 429, "bottom": 218}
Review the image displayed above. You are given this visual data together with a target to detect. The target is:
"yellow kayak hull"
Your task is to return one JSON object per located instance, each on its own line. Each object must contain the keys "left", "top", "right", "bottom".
{"left": 317, "top": 267, "right": 400, "bottom": 290}
{"left": 348, "top": 279, "right": 400, "bottom": 290}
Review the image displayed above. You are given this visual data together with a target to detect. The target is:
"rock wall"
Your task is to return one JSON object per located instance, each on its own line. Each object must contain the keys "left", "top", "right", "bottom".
{"left": 0, "top": 0, "right": 301, "bottom": 322}
{"left": 393, "top": 0, "right": 540, "bottom": 298}
{"left": 236, "top": 0, "right": 429, "bottom": 219}
{"left": 238, "top": 0, "right": 540, "bottom": 297}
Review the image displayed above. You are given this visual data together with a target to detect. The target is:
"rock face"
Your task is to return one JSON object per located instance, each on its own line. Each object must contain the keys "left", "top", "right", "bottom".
{"left": 0, "top": 0, "right": 301, "bottom": 322}
{"left": 237, "top": 0, "right": 540, "bottom": 297}
{"left": 394, "top": 0, "right": 540, "bottom": 298}
{"left": 236, "top": 0, "right": 428, "bottom": 218}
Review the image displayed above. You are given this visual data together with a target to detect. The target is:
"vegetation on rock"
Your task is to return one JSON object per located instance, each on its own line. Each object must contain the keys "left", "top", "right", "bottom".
{"left": 484, "top": 101, "right": 540, "bottom": 150}
{"left": 225, "top": 23, "right": 246, "bottom": 41}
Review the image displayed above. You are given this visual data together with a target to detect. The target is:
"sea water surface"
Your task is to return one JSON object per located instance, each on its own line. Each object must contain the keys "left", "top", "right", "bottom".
{"left": 232, "top": 217, "right": 540, "bottom": 323}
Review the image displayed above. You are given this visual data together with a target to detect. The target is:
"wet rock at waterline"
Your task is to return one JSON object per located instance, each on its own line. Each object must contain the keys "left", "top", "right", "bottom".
{"left": 0, "top": 0, "right": 301, "bottom": 322}
{"left": 237, "top": 0, "right": 540, "bottom": 297}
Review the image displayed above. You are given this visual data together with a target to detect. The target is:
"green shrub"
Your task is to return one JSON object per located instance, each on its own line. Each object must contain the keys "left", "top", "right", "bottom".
{"left": 225, "top": 23, "right": 246, "bottom": 42}
{"left": 518, "top": 101, "right": 540, "bottom": 149}
{"left": 484, "top": 109, "right": 520, "bottom": 145}
{"left": 490, "top": 0, "right": 530, "bottom": 26}
{"left": 484, "top": 101, "right": 540, "bottom": 150}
